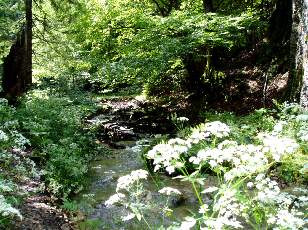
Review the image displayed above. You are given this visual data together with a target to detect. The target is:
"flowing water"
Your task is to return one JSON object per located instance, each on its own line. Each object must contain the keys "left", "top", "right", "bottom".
{"left": 74, "top": 99, "right": 217, "bottom": 229}
{"left": 75, "top": 139, "right": 216, "bottom": 230}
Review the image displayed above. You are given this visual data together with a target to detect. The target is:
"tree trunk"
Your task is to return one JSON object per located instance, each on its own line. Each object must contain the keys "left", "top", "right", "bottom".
{"left": 268, "top": 0, "right": 292, "bottom": 49}
{"left": 25, "top": 0, "right": 33, "bottom": 88}
{"left": 299, "top": 0, "right": 308, "bottom": 107}
{"left": 203, "top": 0, "right": 214, "bottom": 13}
{"left": 2, "top": 0, "right": 32, "bottom": 104}
{"left": 288, "top": 0, "right": 308, "bottom": 107}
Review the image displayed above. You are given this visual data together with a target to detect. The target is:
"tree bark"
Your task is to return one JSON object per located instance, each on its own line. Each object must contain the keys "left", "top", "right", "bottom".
{"left": 268, "top": 0, "right": 292, "bottom": 49}
{"left": 25, "top": 0, "right": 33, "bottom": 88}
{"left": 299, "top": 0, "right": 308, "bottom": 107}
{"left": 288, "top": 0, "right": 308, "bottom": 107}
{"left": 2, "top": 0, "right": 32, "bottom": 104}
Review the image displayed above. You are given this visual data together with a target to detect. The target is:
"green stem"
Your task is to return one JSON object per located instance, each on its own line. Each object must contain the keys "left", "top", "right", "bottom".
{"left": 192, "top": 181, "right": 203, "bottom": 206}
{"left": 178, "top": 166, "right": 203, "bottom": 206}
{"left": 142, "top": 214, "right": 152, "bottom": 230}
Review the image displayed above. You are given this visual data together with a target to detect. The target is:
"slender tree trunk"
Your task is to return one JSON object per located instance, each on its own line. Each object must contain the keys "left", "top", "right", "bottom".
{"left": 2, "top": 0, "right": 32, "bottom": 103}
{"left": 203, "top": 0, "right": 214, "bottom": 13}
{"left": 25, "top": 0, "right": 33, "bottom": 88}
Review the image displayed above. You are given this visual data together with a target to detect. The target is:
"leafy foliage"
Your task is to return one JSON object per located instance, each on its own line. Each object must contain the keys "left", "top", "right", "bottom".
{"left": 0, "top": 0, "right": 24, "bottom": 63}
{"left": 129, "top": 104, "right": 307, "bottom": 229}
{"left": 32, "top": 0, "right": 270, "bottom": 96}
{"left": 15, "top": 88, "right": 98, "bottom": 196}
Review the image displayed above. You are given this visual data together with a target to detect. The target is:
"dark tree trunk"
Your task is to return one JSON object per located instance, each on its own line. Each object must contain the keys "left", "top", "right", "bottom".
{"left": 287, "top": 0, "right": 308, "bottom": 107}
{"left": 203, "top": 0, "right": 214, "bottom": 13}
{"left": 268, "top": 0, "right": 292, "bottom": 49}
{"left": 182, "top": 53, "right": 206, "bottom": 95}
{"left": 151, "top": 0, "right": 181, "bottom": 17}
{"left": 25, "top": 0, "right": 32, "bottom": 88}
{"left": 182, "top": 52, "right": 207, "bottom": 113}
{"left": 2, "top": 0, "right": 32, "bottom": 104}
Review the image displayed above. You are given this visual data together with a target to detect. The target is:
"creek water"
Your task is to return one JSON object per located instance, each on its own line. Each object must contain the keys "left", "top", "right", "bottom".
{"left": 74, "top": 99, "right": 218, "bottom": 229}
{"left": 75, "top": 139, "right": 204, "bottom": 229}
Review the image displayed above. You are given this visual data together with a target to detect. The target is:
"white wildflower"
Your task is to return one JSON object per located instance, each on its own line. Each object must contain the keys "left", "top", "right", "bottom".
{"left": 12, "top": 132, "right": 30, "bottom": 149}
{"left": 158, "top": 187, "right": 181, "bottom": 195}
{"left": 247, "top": 182, "right": 254, "bottom": 189}
{"left": 209, "top": 159, "right": 217, "bottom": 168}
{"left": 105, "top": 193, "right": 125, "bottom": 207}
{"left": 179, "top": 216, "right": 196, "bottom": 230}
{"left": 272, "top": 121, "right": 287, "bottom": 134}
{"left": 296, "top": 114, "right": 308, "bottom": 121}
{"left": 147, "top": 138, "right": 190, "bottom": 174}
{"left": 116, "top": 169, "right": 148, "bottom": 191}
{"left": 130, "top": 169, "right": 148, "bottom": 180}
{"left": 0, "top": 98, "right": 8, "bottom": 105}
{"left": 218, "top": 140, "right": 238, "bottom": 149}
{"left": 189, "top": 121, "right": 230, "bottom": 144}
{"left": 177, "top": 117, "right": 189, "bottom": 122}
{"left": 166, "top": 165, "right": 175, "bottom": 174}
{"left": 199, "top": 204, "right": 209, "bottom": 214}
{"left": 267, "top": 209, "right": 306, "bottom": 230}
{"left": 259, "top": 133, "right": 299, "bottom": 161}
{"left": 0, "top": 130, "right": 9, "bottom": 141}
{"left": 202, "top": 187, "right": 219, "bottom": 194}
{"left": 202, "top": 216, "right": 243, "bottom": 229}
{"left": 121, "top": 213, "right": 135, "bottom": 221}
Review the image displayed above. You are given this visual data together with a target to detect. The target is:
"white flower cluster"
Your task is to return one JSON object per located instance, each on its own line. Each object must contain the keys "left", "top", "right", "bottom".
{"left": 179, "top": 216, "right": 196, "bottom": 230}
{"left": 158, "top": 187, "right": 181, "bottom": 195}
{"left": 272, "top": 120, "right": 287, "bottom": 134}
{"left": 0, "top": 98, "right": 8, "bottom": 106}
{"left": 295, "top": 114, "right": 308, "bottom": 121}
{"left": 201, "top": 216, "right": 243, "bottom": 230}
{"left": 116, "top": 169, "right": 148, "bottom": 192}
{"left": 189, "top": 142, "right": 268, "bottom": 181}
{"left": 140, "top": 117, "right": 307, "bottom": 229}
{"left": 258, "top": 133, "right": 299, "bottom": 161}
{"left": 267, "top": 210, "right": 306, "bottom": 230}
{"left": 0, "top": 130, "right": 9, "bottom": 142}
{"left": 147, "top": 138, "right": 190, "bottom": 174}
{"left": 210, "top": 188, "right": 244, "bottom": 228}
{"left": 105, "top": 169, "right": 149, "bottom": 222}
{"left": 189, "top": 121, "right": 230, "bottom": 144}
{"left": 147, "top": 121, "right": 231, "bottom": 174}
{"left": 297, "top": 125, "right": 308, "bottom": 142}
{"left": 12, "top": 131, "right": 30, "bottom": 150}
{"left": 2, "top": 120, "right": 19, "bottom": 129}
{"left": 0, "top": 195, "right": 22, "bottom": 220}
{"left": 105, "top": 193, "right": 126, "bottom": 207}
{"left": 253, "top": 174, "right": 280, "bottom": 204}
{"left": 252, "top": 174, "right": 307, "bottom": 229}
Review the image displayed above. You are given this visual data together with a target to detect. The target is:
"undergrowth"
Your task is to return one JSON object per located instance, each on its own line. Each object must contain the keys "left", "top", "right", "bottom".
{"left": 0, "top": 87, "right": 102, "bottom": 226}
{"left": 105, "top": 103, "right": 307, "bottom": 229}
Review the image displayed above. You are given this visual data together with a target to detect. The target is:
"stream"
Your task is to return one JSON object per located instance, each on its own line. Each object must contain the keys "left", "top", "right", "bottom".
{"left": 74, "top": 98, "right": 215, "bottom": 229}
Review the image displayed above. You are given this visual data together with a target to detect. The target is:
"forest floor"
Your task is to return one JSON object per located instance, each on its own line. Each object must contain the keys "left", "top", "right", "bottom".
{"left": 204, "top": 44, "right": 289, "bottom": 114}
{"left": 10, "top": 154, "right": 74, "bottom": 230}
{"left": 14, "top": 193, "right": 72, "bottom": 230}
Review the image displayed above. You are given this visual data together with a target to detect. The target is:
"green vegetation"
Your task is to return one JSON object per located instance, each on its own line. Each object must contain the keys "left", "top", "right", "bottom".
{"left": 111, "top": 106, "right": 307, "bottom": 229}
{"left": 0, "top": 0, "right": 307, "bottom": 229}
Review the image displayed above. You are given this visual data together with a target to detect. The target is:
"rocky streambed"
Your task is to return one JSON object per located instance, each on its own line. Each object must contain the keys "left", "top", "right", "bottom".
{"left": 74, "top": 97, "right": 216, "bottom": 229}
